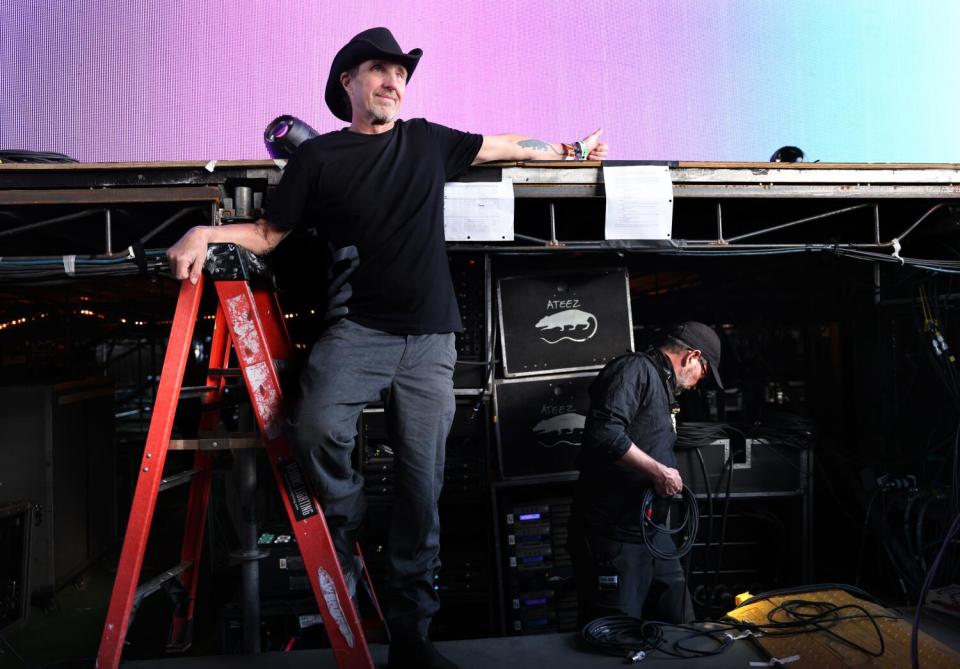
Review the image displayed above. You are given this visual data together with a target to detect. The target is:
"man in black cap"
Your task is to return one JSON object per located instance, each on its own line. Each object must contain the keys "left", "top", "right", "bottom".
{"left": 569, "top": 322, "right": 723, "bottom": 627}
{"left": 167, "top": 26, "right": 608, "bottom": 669}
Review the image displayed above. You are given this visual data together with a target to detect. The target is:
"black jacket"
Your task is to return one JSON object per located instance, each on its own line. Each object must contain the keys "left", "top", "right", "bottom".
{"left": 573, "top": 350, "right": 678, "bottom": 540}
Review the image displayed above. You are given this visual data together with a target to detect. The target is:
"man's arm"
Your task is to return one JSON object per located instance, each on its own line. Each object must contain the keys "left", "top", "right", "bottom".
{"left": 619, "top": 444, "right": 683, "bottom": 497}
{"left": 581, "top": 356, "right": 683, "bottom": 497}
{"left": 166, "top": 219, "right": 290, "bottom": 284}
{"left": 473, "top": 128, "right": 609, "bottom": 164}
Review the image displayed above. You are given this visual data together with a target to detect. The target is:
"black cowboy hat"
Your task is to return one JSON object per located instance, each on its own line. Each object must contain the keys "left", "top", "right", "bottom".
{"left": 324, "top": 27, "right": 422, "bottom": 122}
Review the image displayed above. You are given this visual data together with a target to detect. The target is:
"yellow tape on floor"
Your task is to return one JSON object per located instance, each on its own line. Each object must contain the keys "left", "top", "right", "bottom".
{"left": 726, "top": 589, "right": 960, "bottom": 668}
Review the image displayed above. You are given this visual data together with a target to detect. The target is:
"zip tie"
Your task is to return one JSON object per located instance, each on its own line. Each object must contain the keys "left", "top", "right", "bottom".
{"left": 891, "top": 237, "right": 904, "bottom": 265}
{"left": 750, "top": 655, "right": 800, "bottom": 667}
{"left": 204, "top": 160, "right": 217, "bottom": 172}
{"left": 62, "top": 255, "right": 76, "bottom": 275}
{"left": 725, "top": 629, "right": 762, "bottom": 641}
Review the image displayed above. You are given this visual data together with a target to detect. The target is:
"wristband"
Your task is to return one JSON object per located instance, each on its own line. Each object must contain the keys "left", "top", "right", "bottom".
{"left": 574, "top": 140, "right": 588, "bottom": 161}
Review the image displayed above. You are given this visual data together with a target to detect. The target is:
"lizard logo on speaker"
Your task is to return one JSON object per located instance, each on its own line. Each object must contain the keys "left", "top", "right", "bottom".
{"left": 535, "top": 309, "right": 599, "bottom": 344}
{"left": 533, "top": 412, "right": 586, "bottom": 448}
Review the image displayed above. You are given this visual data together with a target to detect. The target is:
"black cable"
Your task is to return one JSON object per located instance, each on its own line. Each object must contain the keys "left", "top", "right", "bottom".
{"left": 580, "top": 615, "right": 663, "bottom": 660}
{"left": 759, "top": 599, "right": 886, "bottom": 657}
{"left": 911, "top": 510, "right": 960, "bottom": 669}
{"left": 904, "top": 491, "right": 921, "bottom": 564}
{"left": 0, "top": 149, "right": 76, "bottom": 163}
{"left": 667, "top": 621, "right": 741, "bottom": 658}
{"left": 680, "top": 542, "right": 693, "bottom": 624}
{"left": 855, "top": 489, "right": 880, "bottom": 587}
{"left": 915, "top": 492, "right": 944, "bottom": 573}
{"left": 580, "top": 616, "right": 736, "bottom": 661}
{"left": 693, "top": 446, "right": 713, "bottom": 614}
{"left": 712, "top": 451, "right": 735, "bottom": 594}
{"left": 733, "top": 582, "right": 885, "bottom": 609}
{"left": 640, "top": 486, "right": 699, "bottom": 560}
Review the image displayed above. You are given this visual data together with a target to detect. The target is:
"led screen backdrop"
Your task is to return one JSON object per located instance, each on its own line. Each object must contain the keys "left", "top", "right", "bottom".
{"left": 1, "top": 0, "right": 958, "bottom": 163}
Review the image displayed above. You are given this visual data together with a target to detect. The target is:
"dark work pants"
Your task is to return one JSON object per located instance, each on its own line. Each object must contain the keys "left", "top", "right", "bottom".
{"left": 287, "top": 318, "right": 457, "bottom": 639}
{"left": 569, "top": 518, "right": 694, "bottom": 626}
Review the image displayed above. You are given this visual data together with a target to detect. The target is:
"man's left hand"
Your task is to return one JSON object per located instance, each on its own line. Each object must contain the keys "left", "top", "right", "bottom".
{"left": 580, "top": 128, "right": 609, "bottom": 160}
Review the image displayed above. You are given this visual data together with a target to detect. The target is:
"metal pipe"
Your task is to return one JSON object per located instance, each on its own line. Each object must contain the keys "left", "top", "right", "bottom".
{"left": 716, "top": 202, "right": 724, "bottom": 242}
{"left": 234, "top": 186, "right": 253, "bottom": 219}
{"left": 233, "top": 448, "right": 261, "bottom": 654}
{"left": 105, "top": 209, "right": 113, "bottom": 255}
{"left": 725, "top": 204, "right": 872, "bottom": 243}
{"left": 549, "top": 203, "right": 558, "bottom": 245}
{"left": 891, "top": 203, "right": 944, "bottom": 244}
{"left": 874, "top": 205, "right": 881, "bottom": 245}
{"left": 0, "top": 207, "right": 105, "bottom": 239}
{"left": 874, "top": 205, "right": 881, "bottom": 304}
{"left": 139, "top": 207, "right": 203, "bottom": 245}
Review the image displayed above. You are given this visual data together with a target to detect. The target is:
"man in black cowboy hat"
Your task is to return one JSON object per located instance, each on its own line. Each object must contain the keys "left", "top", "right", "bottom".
{"left": 167, "top": 26, "right": 608, "bottom": 669}
{"left": 569, "top": 322, "right": 723, "bottom": 627}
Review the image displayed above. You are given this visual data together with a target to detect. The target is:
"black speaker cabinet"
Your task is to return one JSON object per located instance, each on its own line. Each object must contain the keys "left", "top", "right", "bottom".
{"left": 0, "top": 502, "right": 33, "bottom": 631}
{"left": 0, "top": 379, "right": 115, "bottom": 594}
{"left": 494, "top": 372, "right": 597, "bottom": 480}
{"left": 675, "top": 438, "right": 810, "bottom": 498}
{"left": 497, "top": 269, "right": 634, "bottom": 377}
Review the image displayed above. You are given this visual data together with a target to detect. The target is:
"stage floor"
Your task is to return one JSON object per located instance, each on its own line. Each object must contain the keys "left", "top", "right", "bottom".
{"left": 120, "top": 605, "right": 960, "bottom": 669}
{"left": 123, "top": 631, "right": 766, "bottom": 668}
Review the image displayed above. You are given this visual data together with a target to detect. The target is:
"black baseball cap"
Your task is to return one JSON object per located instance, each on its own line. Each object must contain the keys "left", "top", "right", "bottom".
{"left": 668, "top": 321, "right": 723, "bottom": 389}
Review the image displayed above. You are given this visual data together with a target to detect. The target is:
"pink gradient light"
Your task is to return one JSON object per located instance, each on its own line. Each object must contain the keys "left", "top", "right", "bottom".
{"left": 2, "top": 0, "right": 959, "bottom": 163}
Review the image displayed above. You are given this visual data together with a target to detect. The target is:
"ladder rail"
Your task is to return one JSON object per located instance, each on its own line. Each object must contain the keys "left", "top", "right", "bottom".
{"left": 97, "top": 277, "right": 205, "bottom": 669}
{"left": 98, "top": 255, "right": 378, "bottom": 669}
{"left": 216, "top": 280, "right": 375, "bottom": 669}
{"left": 167, "top": 303, "right": 233, "bottom": 650}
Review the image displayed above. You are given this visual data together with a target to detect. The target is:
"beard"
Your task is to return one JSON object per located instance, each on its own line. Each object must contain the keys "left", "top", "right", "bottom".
{"left": 675, "top": 364, "right": 700, "bottom": 392}
{"left": 370, "top": 106, "right": 395, "bottom": 125}
{"left": 369, "top": 93, "right": 399, "bottom": 125}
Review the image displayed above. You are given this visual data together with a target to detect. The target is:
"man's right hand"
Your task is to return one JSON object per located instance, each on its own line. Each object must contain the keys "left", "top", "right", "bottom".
{"left": 166, "top": 226, "right": 210, "bottom": 284}
{"left": 654, "top": 464, "right": 683, "bottom": 497}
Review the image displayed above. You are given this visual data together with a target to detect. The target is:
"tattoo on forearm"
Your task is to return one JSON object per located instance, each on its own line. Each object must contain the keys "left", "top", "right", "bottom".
{"left": 517, "top": 139, "right": 564, "bottom": 156}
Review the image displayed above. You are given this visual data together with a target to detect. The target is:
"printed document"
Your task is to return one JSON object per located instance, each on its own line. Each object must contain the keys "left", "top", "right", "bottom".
{"left": 603, "top": 166, "right": 673, "bottom": 240}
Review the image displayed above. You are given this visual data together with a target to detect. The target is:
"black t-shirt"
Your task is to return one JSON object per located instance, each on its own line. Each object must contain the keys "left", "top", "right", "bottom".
{"left": 265, "top": 118, "right": 483, "bottom": 334}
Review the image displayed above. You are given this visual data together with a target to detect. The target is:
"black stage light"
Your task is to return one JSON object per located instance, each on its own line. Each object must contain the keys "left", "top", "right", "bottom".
{"left": 770, "top": 145, "right": 805, "bottom": 163}
{"left": 263, "top": 115, "right": 320, "bottom": 159}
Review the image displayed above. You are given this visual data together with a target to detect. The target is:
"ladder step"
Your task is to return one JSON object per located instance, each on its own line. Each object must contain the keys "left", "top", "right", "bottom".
{"left": 179, "top": 385, "right": 217, "bottom": 399}
{"left": 207, "top": 367, "right": 242, "bottom": 377}
{"left": 168, "top": 434, "right": 262, "bottom": 451}
{"left": 159, "top": 468, "right": 201, "bottom": 492}
{"left": 134, "top": 561, "right": 193, "bottom": 606}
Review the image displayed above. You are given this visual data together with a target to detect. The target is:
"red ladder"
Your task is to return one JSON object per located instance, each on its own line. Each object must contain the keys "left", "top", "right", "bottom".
{"left": 97, "top": 244, "right": 378, "bottom": 669}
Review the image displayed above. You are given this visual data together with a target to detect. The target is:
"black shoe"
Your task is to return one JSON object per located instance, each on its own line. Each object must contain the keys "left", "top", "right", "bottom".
{"left": 386, "top": 636, "right": 460, "bottom": 669}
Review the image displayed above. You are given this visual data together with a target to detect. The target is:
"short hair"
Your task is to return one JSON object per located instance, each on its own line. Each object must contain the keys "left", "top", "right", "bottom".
{"left": 339, "top": 65, "right": 360, "bottom": 114}
{"left": 658, "top": 335, "right": 689, "bottom": 355}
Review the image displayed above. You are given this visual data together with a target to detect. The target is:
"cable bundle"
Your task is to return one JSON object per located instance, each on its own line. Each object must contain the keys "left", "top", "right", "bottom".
{"left": 0, "top": 149, "right": 77, "bottom": 163}
{"left": 675, "top": 421, "right": 738, "bottom": 450}
{"left": 747, "top": 413, "right": 815, "bottom": 451}
{"left": 0, "top": 251, "right": 167, "bottom": 283}
{"left": 581, "top": 615, "right": 739, "bottom": 661}
{"left": 640, "top": 485, "right": 699, "bottom": 560}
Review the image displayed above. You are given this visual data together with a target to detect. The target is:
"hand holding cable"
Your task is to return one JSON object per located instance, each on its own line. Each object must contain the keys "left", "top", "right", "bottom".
{"left": 654, "top": 463, "right": 683, "bottom": 497}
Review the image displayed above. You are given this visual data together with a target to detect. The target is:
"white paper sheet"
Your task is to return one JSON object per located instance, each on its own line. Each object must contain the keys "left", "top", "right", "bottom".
{"left": 443, "top": 178, "right": 514, "bottom": 241}
{"left": 603, "top": 166, "right": 674, "bottom": 240}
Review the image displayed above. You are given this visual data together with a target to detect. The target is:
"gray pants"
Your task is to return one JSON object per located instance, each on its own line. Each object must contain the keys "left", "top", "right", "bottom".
{"left": 287, "top": 318, "right": 457, "bottom": 638}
